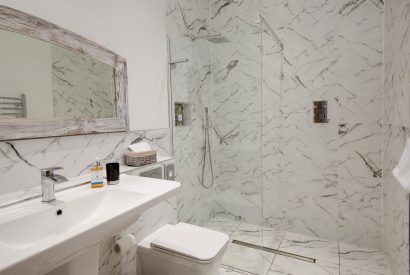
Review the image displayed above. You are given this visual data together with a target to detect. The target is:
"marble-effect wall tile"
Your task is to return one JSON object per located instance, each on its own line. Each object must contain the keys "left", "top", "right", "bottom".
{"left": 337, "top": 123, "right": 382, "bottom": 248}
{"left": 0, "top": 128, "right": 171, "bottom": 202}
{"left": 211, "top": 19, "right": 263, "bottom": 224}
{"left": 383, "top": 0, "right": 410, "bottom": 273}
{"left": 382, "top": 127, "right": 410, "bottom": 275}
{"left": 167, "top": 0, "right": 214, "bottom": 226}
{"left": 52, "top": 45, "right": 116, "bottom": 119}
{"left": 209, "top": 0, "right": 384, "bottom": 250}
{"left": 166, "top": 0, "right": 210, "bottom": 39}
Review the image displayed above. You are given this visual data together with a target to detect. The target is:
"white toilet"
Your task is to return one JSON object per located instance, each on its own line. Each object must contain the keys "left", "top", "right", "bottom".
{"left": 137, "top": 222, "right": 229, "bottom": 275}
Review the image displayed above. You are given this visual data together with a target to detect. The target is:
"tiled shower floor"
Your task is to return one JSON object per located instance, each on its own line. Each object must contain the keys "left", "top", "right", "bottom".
{"left": 204, "top": 215, "right": 392, "bottom": 275}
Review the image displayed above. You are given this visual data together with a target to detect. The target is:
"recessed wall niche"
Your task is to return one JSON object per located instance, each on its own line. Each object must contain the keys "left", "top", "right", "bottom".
{"left": 174, "top": 102, "right": 190, "bottom": 127}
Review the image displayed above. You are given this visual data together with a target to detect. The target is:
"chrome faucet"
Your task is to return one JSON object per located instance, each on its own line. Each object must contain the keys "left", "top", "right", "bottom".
{"left": 41, "top": 167, "right": 68, "bottom": 202}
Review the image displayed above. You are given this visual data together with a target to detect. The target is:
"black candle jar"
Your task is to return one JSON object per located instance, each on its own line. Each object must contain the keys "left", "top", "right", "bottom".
{"left": 106, "top": 162, "right": 120, "bottom": 185}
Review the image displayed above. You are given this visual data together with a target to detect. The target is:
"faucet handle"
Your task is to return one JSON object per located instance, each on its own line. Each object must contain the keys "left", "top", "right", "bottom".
{"left": 41, "top": 167, "right": 63, "bottom": 176}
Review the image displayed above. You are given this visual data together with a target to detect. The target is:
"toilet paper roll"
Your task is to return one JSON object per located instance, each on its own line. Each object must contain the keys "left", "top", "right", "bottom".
{"left": 115, "top": 234, "right": 137, "bottom": 255}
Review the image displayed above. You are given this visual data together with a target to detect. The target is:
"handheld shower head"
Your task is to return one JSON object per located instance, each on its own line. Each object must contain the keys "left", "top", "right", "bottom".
{"left": 204, "top": 107, "right": 210, "bottom": 129}
{"left": 201, "top": 106, "right": 214, "bottom": 189}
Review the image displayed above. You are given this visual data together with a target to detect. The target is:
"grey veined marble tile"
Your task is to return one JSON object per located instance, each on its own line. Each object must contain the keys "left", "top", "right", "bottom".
{"left": 222, "top": 242, "right": 274, "bottom": 275}
{"left": 219, "top": 266, "right": 252, "bottom": 275}
{"left": 204, "top": 215, "right": 241, "bottom": 236}
{"left": 268, "top": 255, "right": 339, "bottom": 275}
{"left": 340, "top": 265, "right": 392, "bottom": 275}
{"left": 278, "top": 232, "right": 339, "bottom": 265}
{"left": 230, "top": 222, "right": 285, "bottom": 250}
{"left": 339, "top": 243, "right": 391, "bottom": 274}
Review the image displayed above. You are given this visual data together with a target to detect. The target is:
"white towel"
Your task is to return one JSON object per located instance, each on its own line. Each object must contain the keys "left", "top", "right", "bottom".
{"left": 392, "top": 138, "right": 410, "bottom": 193}
{"left": 128, "top": 142, "right": 152, "bottom": 153}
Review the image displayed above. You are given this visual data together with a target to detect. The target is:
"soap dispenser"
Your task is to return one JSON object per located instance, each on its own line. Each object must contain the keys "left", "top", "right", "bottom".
{"left": 91, "top": 157, "right": 104, "bottom": 188}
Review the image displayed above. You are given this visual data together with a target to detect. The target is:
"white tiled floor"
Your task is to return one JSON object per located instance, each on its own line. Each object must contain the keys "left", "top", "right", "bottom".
{"left": 339, "top": 243, "right": 392, "bottom": 275}
{"left": 206, "top": 215, "right": 392, "bottom": 275}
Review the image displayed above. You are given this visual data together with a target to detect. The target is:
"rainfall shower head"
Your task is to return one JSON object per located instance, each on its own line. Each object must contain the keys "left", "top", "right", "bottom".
{"left": 191, "top": 33, "right": 231, "bottom": 44}
{"left": 206, "top": 36, "right": 231, "bottom": 44}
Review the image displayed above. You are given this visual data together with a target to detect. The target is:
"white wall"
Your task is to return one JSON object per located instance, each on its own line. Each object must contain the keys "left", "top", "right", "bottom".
{"left": 0, "top": 0, "right": 169, "bottom": 130}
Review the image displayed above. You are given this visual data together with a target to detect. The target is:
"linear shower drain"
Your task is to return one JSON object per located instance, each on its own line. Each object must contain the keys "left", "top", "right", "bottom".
{"left": 231, "top": 239, "right": 316, "bottom": 263}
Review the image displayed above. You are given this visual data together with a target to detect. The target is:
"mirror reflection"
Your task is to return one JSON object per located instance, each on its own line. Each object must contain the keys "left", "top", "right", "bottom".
{"left": 0, "top": 29, "right": 116, "bottom": 119}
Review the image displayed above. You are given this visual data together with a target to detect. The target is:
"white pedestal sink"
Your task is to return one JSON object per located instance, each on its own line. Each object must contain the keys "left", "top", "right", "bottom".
{"left": 0, "top": 175, "right": 180, "bottom": 275}
{"left": 45, "top": 246, "right": 99, "bottom": 275}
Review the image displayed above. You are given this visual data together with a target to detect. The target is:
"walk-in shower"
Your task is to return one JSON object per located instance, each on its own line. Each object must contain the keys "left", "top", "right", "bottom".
{"left": 167, "top": 0, "right": 395, "bottom": 273}
{"left": 169, "top": 13, "right": 267, "bottom": 273}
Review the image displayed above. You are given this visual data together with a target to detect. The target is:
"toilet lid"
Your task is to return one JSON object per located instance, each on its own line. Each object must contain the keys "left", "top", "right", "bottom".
{"left": 150, "top": 222, "right": 229, "bottom": 263}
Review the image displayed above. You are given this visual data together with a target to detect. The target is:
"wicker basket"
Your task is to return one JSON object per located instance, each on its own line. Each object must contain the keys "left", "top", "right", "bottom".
{"left": 125, "top": 150, "right": 157, "bottom": 167}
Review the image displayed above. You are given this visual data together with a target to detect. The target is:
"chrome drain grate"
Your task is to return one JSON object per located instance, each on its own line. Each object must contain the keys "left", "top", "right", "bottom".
{"left": 231, "top": 239, "right": 316, "bottom": 263}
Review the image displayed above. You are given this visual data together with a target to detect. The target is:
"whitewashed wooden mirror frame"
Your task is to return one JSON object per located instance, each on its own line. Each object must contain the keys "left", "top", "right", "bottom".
{"left": 0, "top": 5, "right": 128, "bottom": 141}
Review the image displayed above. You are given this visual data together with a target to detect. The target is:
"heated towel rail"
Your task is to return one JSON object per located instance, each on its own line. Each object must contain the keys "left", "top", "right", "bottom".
{"left": 0, "top": 94, "right": 27, "bottom": 118}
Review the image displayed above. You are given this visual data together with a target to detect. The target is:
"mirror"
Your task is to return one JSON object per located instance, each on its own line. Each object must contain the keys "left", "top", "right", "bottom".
{"left": 0, "top": 5, "right": 128, "bottom": 140}
{"left": 0, "top": 29, "right": 116, "bottom": 119}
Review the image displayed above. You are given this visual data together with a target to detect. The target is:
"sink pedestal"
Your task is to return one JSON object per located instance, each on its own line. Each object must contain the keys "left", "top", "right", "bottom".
{"left": 46, "top": 246, "right": 99, "bottom": 275}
